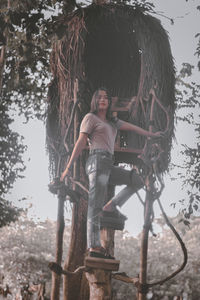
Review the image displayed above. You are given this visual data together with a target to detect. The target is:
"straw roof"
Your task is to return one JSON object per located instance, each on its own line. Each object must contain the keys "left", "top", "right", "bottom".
{"left": 46, "top": 3, "right": 176, "bottom": 176}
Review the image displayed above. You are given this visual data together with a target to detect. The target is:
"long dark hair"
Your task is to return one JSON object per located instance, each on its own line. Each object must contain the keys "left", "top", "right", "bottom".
{"left": 90, "top": 87, "right": 113, "bottom": 121}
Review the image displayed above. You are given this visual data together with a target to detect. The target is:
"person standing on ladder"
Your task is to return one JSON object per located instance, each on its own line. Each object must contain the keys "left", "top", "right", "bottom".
{"left": 60, "top": 87, "right": 163, "bottom": 259}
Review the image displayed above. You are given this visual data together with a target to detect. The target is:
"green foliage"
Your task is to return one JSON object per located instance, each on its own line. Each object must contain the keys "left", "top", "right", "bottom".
{"left": 0, "top": 102, "right": 26, "bottom": 226}
{"left": 0, "top": 0, "right": 54, "bottom": 120}
{"left": 0, "top": 212, "right": 70, "bottom": 296}
{"left": 173, "top": 3, "right": 200, "bottom": 221}
{"left": 0, "top": 197, "right": 21, "bottom": 227}
{"left": 0, "top": 0, "right": 81, "bottom": 209}
{"left": 0, "top": 104, "right": 26, "bottom": 195}
{"left": 0, "top": 0, "right": 58, "bottom": 226}
{"left": 174, "top": 63, "right": 200, "bottom": 221}
{"left": 0, "top": 212, "right": 199, "bottom": 299}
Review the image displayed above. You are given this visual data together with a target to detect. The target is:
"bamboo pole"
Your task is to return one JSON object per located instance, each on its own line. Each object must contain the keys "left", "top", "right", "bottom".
{"left": 138, "top": 92, "right": 156, "bottom": 300}
{"left": 138, "top": 179, "right": 154, "bottom": 300}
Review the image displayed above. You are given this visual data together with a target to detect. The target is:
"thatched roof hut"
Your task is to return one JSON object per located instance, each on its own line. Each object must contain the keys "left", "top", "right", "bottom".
{"left": 47, "top": 3, "right": 176, "bottom": 176}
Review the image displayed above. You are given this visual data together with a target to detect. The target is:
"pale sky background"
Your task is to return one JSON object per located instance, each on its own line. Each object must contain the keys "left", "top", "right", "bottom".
{"left": 8, "top": 0, "right": 200, "bottom": 236}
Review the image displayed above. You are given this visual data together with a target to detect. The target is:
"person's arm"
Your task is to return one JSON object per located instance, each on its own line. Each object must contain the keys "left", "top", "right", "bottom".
{"left": 60, "top": 132, "right": 88, "bottom": 181}
{"left": 119, "top": 121, "right": 163, "bottom": 138}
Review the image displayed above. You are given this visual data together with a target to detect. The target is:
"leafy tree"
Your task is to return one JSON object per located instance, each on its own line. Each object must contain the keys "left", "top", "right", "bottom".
{"left": 0, "top": 99, "right": 26, "bottom": 227}
{"left": 0, "top": 197, "right": 21, "bottom": 227}
{"left": 0, "top": 0, "right": 54, "bottom": 118}
{"left": 0, "top": 0, "right": 86, "bottom": 227}
{"left": 174, "top": 2, "right": 200, "bottom": 222}
{"left": 0, "top": 212, "right": 71, "bottom": 297}
{"left": 174, "top": 63, "right": 200, "bottom": 221}
{"left": 0, "top": 0, "right": 55, "bottom": 226}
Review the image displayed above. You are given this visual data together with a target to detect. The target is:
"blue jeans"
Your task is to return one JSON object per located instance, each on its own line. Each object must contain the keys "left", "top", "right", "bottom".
{"left": 85, "top": 149, "right": 143, "bottom": 248}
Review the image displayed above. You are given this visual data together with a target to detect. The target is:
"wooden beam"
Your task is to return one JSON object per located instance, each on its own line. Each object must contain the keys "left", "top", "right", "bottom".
{"left": 85, "top": 257, "right": 120, "bottom": 271}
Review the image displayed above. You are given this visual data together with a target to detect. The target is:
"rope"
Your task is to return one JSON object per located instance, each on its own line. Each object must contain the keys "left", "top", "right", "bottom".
{"left": 147, "top": 198, "right": 188, "bottom": 287}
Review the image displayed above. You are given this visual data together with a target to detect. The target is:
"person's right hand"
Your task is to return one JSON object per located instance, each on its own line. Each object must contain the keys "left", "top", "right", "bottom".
{"left": 60, "top": 167, "right": 70, "bottom": 182}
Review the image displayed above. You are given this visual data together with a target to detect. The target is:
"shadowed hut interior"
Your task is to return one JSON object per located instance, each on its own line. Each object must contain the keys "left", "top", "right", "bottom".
{"left": 84, "top": 8, "right": 141, "bottom": 97}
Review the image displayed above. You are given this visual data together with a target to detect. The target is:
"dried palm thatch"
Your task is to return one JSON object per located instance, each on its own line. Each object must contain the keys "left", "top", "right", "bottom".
{"left": 46, "top": 3, "right": 176, "bottom": 176}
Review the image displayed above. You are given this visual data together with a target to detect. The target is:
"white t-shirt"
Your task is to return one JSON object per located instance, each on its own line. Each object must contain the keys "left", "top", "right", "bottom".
{"left": 80, "top": 113, "right": 123, "bottom": 154}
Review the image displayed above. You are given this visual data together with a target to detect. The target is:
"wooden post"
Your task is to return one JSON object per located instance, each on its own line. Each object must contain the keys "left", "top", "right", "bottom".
{"left": 138, "top": 176, "right": 154, "bottom": 300}
{"left": 85, "top": 228, "right": 117, "bottom": 300}
{"left": 137, "top": 93, "right": 156, "bottom": 300}
{"left": 63, "top": 80, "right": 89, "bottom": 300}
{"left": 85, "top": 269, "right": 112, "bottom": 300}
{"left": 51, "top": 191, "right": 65, "bottom": 300}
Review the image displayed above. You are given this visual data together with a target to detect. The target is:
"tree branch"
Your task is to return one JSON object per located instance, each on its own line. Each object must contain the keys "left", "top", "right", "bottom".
{"left": 49, "top": 262, "right": 86, "bottom": 276}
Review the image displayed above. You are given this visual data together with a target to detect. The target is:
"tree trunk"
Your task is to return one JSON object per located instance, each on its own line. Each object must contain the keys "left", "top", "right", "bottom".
{"left": 85, "top": 226, "right": 116, "bottom": 300}
{"left": 85, "top": 269, "right": 112, "bottom": 300}
{"left": 63, "top": 195, "right": 89, "bottom": 300}
{"left": 63, "top": 81, "right": 89, "bottom": 300}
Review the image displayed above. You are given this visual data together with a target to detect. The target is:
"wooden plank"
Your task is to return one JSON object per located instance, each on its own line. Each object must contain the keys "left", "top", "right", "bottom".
{"left": 100, "top": 215, "right": 125, "bottom": 231}
{"left": 85, "top": 257, "right": 120, "bottom": 271}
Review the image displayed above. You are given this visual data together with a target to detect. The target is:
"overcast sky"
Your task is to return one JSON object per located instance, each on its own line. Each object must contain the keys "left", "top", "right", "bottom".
{"left": 8, "top": 0, "right": 200, "bottom": 236}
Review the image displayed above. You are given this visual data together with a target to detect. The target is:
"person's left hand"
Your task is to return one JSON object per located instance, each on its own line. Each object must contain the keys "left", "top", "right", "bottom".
{"left": 153, "top": 131, "right": 165, "bottom": 138}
